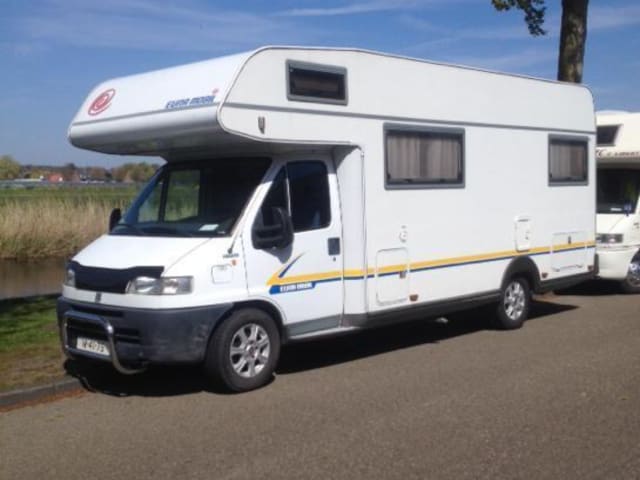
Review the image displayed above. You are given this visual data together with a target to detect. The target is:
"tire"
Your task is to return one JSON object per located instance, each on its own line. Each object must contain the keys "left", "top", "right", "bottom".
{"left": 620, "top": 259, "right": 640, "bottom": 294}
{"left": 493, "top": 276, "right": 531, "bottom": 330}
{"left": 204, "top": 308, "right": 280, "bottom": 392}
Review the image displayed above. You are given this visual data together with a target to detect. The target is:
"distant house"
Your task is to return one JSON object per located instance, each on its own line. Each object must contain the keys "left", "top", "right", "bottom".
{"left": 47, "top": 173, "right": 64, "bottom": 182}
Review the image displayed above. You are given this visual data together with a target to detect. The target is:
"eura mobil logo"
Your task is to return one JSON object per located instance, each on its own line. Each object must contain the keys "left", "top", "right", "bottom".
{"left": 88, "top": 89, "right": 116, "bottom": 116}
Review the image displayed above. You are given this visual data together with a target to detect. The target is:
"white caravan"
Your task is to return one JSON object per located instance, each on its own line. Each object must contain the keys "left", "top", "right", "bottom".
{"left": 596, "top": 111, "right": 640, "bottom": 292}
{"left": 58, "top": 47, "right": 596, "bottom": 391}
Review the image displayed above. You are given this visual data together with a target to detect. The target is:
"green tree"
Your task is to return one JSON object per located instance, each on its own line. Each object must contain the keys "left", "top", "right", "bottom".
{"left": 491, "top": 0, "right": 589, "bottom": 83}
{"left": 112, "top": 162, "right": 159, "bottom": 183}
{"left": 0, "top": 155, "right": 21, "bottom": 180}
{"left": 88, "top": 167, "right": 107, "bottom": 181}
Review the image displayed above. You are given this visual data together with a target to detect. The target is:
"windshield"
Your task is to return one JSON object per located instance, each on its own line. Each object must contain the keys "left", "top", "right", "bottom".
{"left": 112, "top": 158, "right": 271, "bottom": 237}
{"left": 597, "top": 168, "right": 640, "bottom": 214}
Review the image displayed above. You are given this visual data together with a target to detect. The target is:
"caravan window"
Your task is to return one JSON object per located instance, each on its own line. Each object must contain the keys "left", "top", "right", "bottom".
{"left": 287, "top": 61, "right": 347, "bottom": 105}
{"left": 385, "top": 127, "right": 464, "bottom": 188}
{"left": 596, "top": 125, "right": 619, "bottom": 146}
{"left": 549, "top": 137, "right": 588, "bottom": 185}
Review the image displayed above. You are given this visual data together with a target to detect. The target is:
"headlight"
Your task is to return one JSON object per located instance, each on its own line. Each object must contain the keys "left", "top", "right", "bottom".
{"left": 126, "top": 276, "right": 193, "bottom": 295}
{"left": 596, "top": 233, "right": 623, "bottom": 244}
{"left": 64, "top": 268, "right": 76, "bottom": 287}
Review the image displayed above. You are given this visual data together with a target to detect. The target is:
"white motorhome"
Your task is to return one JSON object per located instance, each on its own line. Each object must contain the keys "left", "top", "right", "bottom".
{"left": 596, "top": 111, "right": 640, "bottom": 292}
{"left": 58, "top": 47, "right": 596, "bottom": 391}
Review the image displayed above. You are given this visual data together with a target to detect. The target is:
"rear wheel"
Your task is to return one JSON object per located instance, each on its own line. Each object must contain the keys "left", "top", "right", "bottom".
{"left": 494, "top": 276, "right": 531, "bottom": 330}
{"left": 620, "top": 259, "right": 640, "bottom": 294}
{"left": 204, "top": 308, "right": 280, "bottom": 392}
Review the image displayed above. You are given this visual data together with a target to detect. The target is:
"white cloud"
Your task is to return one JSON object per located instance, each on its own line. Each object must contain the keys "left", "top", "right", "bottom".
{"left": 277, "top": 1, "right": 412, "bottom": 17}
{"left": 276, "top": 0, "right": 471, "bottom": 17}
{"left": 13, "top": 0, "right": 323, "bottom": 53}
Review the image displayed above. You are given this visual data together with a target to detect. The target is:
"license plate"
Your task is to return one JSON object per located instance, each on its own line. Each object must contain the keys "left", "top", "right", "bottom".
{"left": 76, "top": 337, "right": 110, "bottom": 357}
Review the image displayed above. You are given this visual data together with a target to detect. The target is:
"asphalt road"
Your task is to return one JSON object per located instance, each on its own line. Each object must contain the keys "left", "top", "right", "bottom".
{"left": 2, "top": 282, "right": 639, "bottom": 480}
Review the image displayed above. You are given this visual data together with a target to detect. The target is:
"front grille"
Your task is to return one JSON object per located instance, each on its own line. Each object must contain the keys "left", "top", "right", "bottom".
{"left": 67, "top": 318, "right": 107, "bottom": 341}
{"left": 115, "top": 327, "right": 141, "bottom": 343}
{"left": 66, "top": 317, "right": 141, "bottom": 345}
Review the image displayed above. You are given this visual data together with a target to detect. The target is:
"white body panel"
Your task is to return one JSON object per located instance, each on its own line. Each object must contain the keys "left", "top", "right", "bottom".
{"left": 595, "top": 112, "right": 640, "bottom": 282}
{"left": 64, "top": 46, "right": 597, "bottom": 340}
{"left": 68, "top": 52, "right": 250, "bottom": 154}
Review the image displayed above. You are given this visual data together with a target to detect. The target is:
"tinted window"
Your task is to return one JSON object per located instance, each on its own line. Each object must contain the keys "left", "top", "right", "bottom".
{"left": 597, "top": 169, "right": 640, "bottom": 213}
{"left": 386, "top": 128, "right": 464, "bottom": 187}
{"left": 597, "top": 125, "right": 619, "bottom": 146}
{"left": 258, "top": 168, "right": 288, "bottom": 229}
{"left": 138, "top": 176, "right": 163, "bottom": 222}
{"left": 288, "top": 62, "right": 347, "bottom": 104}
{"left": 288, "top": 162, "right": 331, "bottom": 232}
{"left": 115, "top": 158, "right": 270, "bottom": 237}
{"left": 164, "top": 170, "right": 200, "bottom": 221}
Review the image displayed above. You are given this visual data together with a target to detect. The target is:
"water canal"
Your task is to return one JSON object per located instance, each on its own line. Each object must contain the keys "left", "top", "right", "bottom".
{"left": 0, "top": 258, "right": 66, "bottom": 300}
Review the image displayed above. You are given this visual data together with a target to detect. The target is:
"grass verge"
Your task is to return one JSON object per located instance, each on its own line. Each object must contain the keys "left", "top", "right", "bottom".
{"left": 0, "top": 295, "right": 66, "bottom": 392}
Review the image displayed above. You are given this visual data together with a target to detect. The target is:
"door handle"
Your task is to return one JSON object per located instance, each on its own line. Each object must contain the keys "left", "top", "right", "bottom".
{"left": 328, "top": 237, "right": 341, "bottom": 255}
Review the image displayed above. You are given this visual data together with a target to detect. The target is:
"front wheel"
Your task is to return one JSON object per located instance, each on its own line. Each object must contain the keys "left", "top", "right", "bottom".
{"left": 204, "top": 308, "right": 280, "bottom": 392}
{"left": 493, "top": 277, "right": 531, "bottom": 330}
{"left": 620, "top": 259, "right": 640, "bottom": 294}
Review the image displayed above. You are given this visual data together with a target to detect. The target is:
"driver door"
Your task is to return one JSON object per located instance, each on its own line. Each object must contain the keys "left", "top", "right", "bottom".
{"left": 243, "top": 158, "right": 344, "bottom": 337}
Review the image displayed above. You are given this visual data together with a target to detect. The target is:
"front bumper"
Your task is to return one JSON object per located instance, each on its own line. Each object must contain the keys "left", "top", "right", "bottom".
{"left": 596, "top": 246, "right": 639, "bottom": 280}
{"left": 57, "top": 297, "right": 233, "bottom": 372}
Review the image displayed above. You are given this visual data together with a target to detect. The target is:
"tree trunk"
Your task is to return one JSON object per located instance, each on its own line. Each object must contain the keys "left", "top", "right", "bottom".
{"left": 557, "top": 0, "right": 589, "bottom": 83}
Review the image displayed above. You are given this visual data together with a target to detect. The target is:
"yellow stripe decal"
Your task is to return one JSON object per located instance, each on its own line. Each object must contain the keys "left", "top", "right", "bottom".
{"left": 267, "top": 241, "right": 596, "bottom": 287}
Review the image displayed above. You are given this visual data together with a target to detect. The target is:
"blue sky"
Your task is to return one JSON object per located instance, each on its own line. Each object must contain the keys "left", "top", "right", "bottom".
{"left": 1, "top": 0, "right": 639, "bottom": 167}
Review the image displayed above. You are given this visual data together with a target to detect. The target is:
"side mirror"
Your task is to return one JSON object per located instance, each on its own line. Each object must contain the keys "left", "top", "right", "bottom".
{"left": 252, "top": 207, "right": 293, "bottom": 250}
{"left": 109, "top": 208, "right": 122, "bottom": 231}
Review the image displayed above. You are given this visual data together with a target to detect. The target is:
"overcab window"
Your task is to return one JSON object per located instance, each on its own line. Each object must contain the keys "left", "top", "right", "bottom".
{"left": 385, "top": 127, "right": 464, "bottom": 188}
{"left": 549, "top": 137, "right": 588, "bottom": 185}
{"left": 287, "top": 61, "right": 347, "bottom": 105}
{"left": 596, "top": 125, "right": 619, "bottom": 146}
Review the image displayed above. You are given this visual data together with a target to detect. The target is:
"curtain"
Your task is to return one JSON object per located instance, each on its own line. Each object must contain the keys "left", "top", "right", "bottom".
{"left": 550, "top": 141, "right": 586, "bottom": 181}
{"left": 387, "top": 131, "right": 461, "bottom": 183}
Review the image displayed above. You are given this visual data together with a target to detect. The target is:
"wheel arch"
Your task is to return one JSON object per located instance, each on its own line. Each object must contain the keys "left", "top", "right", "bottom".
{"left": 210, "top": 299, "right": 287, "bottom": 344}
{"left": 500, "top": 256, "right": 541, "bottom": 293}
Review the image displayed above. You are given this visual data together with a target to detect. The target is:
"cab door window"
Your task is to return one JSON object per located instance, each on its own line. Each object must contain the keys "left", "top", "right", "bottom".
{"left": 255, "top": 161, "right": 331, "bottom": 235}
{"left": 287, "top": 161, "right": 331, "bottom": 232}
{"left": 257, "top": 168, "right": 288, "bottom": 229}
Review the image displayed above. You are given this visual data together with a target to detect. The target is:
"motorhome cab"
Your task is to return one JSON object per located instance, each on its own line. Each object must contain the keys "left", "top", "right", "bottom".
{"left": 596, "top": 111, "right": 640, "bottom": 293}
{"left": 58, "top": 47, "right": 596, "bottom": 391}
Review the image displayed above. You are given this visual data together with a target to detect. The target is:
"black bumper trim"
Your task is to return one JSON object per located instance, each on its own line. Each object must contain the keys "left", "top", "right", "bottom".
{"left": 57, "top": 298, "right": 233, "bottom": 366}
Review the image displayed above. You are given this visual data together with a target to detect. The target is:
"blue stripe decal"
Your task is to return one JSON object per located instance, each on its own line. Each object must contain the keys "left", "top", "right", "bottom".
{"left": 279, "top": 253, "right": 305, "bottom": 278}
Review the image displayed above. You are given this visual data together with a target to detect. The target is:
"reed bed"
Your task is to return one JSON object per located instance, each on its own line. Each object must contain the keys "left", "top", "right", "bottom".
{"left": 0, "top": 188, "right": 136, "bottom": 260}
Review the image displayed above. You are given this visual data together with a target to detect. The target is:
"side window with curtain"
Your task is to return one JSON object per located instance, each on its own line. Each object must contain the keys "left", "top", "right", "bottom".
{"left": 385, "top": 127, "right": 464, "bottom": 188}
{"left": 287, "top": 161, "right": 331, "bottom": 232}
{"left": 549, "top": 137, "right": 588, "bottom": 185}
